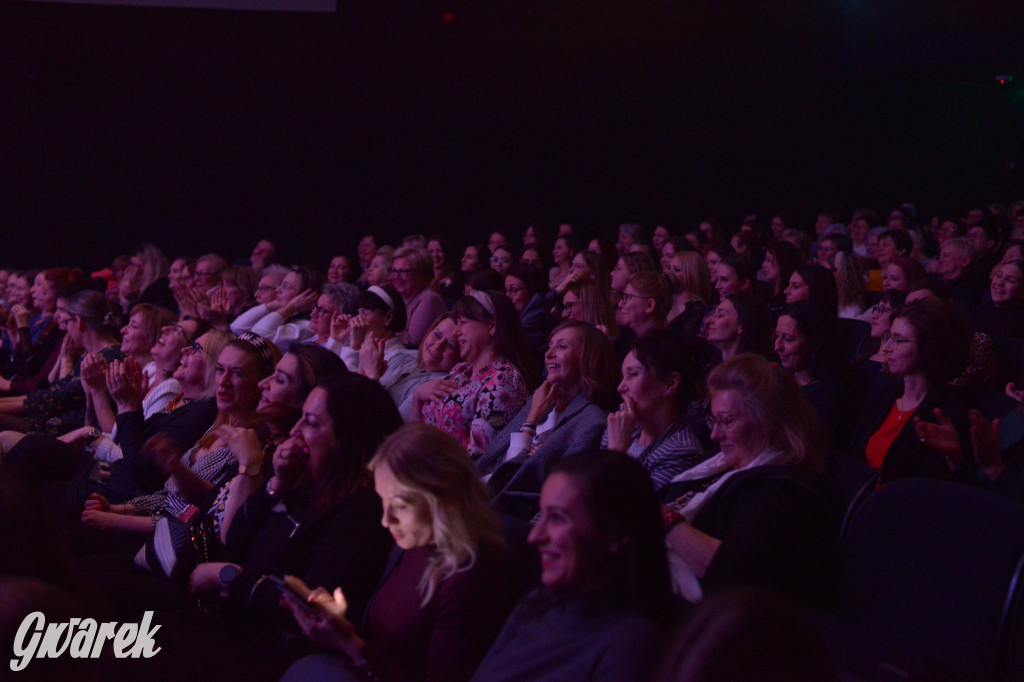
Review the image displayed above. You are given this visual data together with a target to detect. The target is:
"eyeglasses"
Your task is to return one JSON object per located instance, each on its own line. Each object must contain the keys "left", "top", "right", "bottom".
{"left": 562, "top": 301, "right": 578, "bottom": 310}
{"left": 504, "top": 286, "right": 526, "bottom": 295}
{"left": 883, "top": 334, "right": 915, "bottom": 346}
{"left": 181, "top": 341, "right": 204, "bottom": 356}
{"left": 388, "top": 268, "right": 416, "bottom": 278}
{"left": 490, "top": 257, "right": 511, "bottom": 265}
{"left": 705, "top": 412, "right": 740, "bottom": 431}
{"left": 871, "top": 304, "right": 893, "bottom": 316}
{"left": 619, "top": 291, "right": 646, "bottom": 302}
{"left": 311, "top": 305, "right": 332, "bottom": 318}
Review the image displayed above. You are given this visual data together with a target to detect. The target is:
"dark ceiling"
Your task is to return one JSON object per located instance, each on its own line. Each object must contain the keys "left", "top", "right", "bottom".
{"left": 1, "top": 0, "right": 1022, "bottom": 269}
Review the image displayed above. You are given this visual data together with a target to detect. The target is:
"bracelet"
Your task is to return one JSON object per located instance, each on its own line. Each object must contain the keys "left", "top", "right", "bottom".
{"left": 521, "top": 421, "right": 537, "bottom": 431}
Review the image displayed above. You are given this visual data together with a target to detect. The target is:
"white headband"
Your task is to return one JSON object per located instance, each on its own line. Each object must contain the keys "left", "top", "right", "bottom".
{"left": 367, "top": 285, "right": 395, "bottom": 310}
{"left": 469, "top": 290, "right": 495, "bottom": 316}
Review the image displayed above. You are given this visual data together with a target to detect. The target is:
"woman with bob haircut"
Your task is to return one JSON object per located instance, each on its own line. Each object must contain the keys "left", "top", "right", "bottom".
{"left": 283, "top": 423, "right": 511, "bottom": 682}
{"left": 785, "top": 263, "right": 839, "bottom": 318}
{"left": 391, "top": 246, "right": 447, "bottom": 348}
{"left": 390, "top": 312, "right": 462, "bottom": 420}
{"left": 480, "top": 321, "right": 620, "bottom": 520}
{"left": 604, "top": 330, "right": 710, "bottom": 493}
{"left": 661, "top": 354, "right": 832, "bottom": 606}
{"left": 412, "top": 291, "right": 538, "bottom": 458}
{"left": 471, "top": 449, "right": 676, "bottom": 681}
{"left": 849, "top": 300, "right": 972, "bottom": 484}
{"left": 704, "top": 293, "right": 773, "bottom": 364}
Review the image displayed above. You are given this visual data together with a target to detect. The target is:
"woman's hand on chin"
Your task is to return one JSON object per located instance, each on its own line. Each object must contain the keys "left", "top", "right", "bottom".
{"left": 605, "top": 396, "right": 638, "bottom": 453}
{"left": 270, "top": 436, "right": 312, "bottom": 495}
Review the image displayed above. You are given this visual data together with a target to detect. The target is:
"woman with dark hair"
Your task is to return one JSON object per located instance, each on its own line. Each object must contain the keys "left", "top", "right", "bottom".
{"left": 662, "top": 354, "right": 831, "bottom": 606}
{"left": 461, "top": 244, "right": 488, "bottom": 279}
{"left": 704, "top": 243, "right": 734, "bottom": 293}
{"left": 554, "top": 249, "right": 611, "bottom": 301}
{"left": 427, "top": 235, "right": 460, "bottom": 306}
{"left": 704, "top": 293, "right": 772, "bottom": 363}
{"left": 0, "top": 289, "right": 123, "bottom": 439}
{"left": 785, "top": 263, "right": 838, "bottom": 317}
{"left": 480, "top": 321, "right": 620, "bottom": 519}
{"left": 849, "top": 300, "right": 972, "bottom": 483}
{"left": 851, "top": 289, "right": 905, "bottom": 379}
{"left": 341, "top": 286, "right": 417, "bottom": 392}
{"left": 471, "top": 449, "right": 675, "bottom": 681}
{"left": 611, "top": 251, "right": 658, "bottom": 304}
{"left": 489, "top": 246, "right": 515, "bottom": 278}
{"left": 661, "top": 235, "right": 693, "bottom": 273}
{"left": 230, "top": 265, "right": 323, "bottom": 353}
{"left": 391, "top": 247, "right": 448, "bottom": 348}
{"left": 412, "top": 291, "right": 538, "bottom": 457}
{"left": 282, "top": 423, "right": 510, "bottom": 682}
{"left": 774, "top": 302, "right": 849, "bottom": 446}
{"left": 327, "top": 254, "right": 355, "bottom": 285}
{"left": 761, "top": 241, "right": 801, "bottom": 315}
{"left": 603, "top": 331, "right": 709, "bottom": 493}
{"left": 713, "top": 254, "right": 757, "bottom": 300}
{"left": 504, "top": 262, "right": 555, "bottom": 359}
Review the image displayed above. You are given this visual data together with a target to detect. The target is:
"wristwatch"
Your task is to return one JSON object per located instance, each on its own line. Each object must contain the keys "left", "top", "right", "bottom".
{"left": 219, "top": 564, "right": 240, "bottom": 589}
{"left": 238, "top": 461, "right": 262, "bottom": 477}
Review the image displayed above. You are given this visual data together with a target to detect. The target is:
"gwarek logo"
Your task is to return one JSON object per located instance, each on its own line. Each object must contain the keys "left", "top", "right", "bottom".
{"left": 10, "top": 611, "right": 161, "bottom": 672}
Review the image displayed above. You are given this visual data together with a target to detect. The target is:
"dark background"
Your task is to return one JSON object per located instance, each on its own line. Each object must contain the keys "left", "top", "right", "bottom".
{"left": 2, "top": 0, "right": 1023, "bottom": 270}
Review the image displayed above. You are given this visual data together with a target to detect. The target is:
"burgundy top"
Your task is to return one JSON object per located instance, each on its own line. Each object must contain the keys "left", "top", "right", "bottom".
{"left": 362, "top": 545, "right": 510, "bottom": 682}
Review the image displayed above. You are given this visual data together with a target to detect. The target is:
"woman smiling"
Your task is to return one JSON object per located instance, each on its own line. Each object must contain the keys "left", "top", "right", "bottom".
{"left": 480, "top": 321, "right": 619, "bottom": 520}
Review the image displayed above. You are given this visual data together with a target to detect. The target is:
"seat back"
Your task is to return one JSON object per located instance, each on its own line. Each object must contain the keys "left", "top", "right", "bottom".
{"left": 836, "top": 478, "right": 1024, "bottom": 681}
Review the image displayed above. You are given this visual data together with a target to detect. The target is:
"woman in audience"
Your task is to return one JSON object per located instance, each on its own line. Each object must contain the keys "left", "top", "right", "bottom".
{"left": 78, "top": 334, "right": 279, "bottom": 537}
{"left": 549, "top": 235, "right": 576, "bottom": 290}
{"left": 326, "top": 255, "right": 355, "bottom": 285}
{"left": 472, "top": 449, "right": 675, "bottom": 681}
{"left": 704, "top": 293, "right": 772, "bottom": 364}
{"left": 603, "top": 330, "right": 708, "bottom": 493}
{"left": 713, "top": 254, "right": 757, "bottom": 300}
{"left": 0, "top": 289, "right": 123, "bottom": 439}
{"left": 308, "top": 282, "right": 360, "bottom": 353}
{"left": 611, "top": 251, "right": 658, "bottom": 304}
{"left": 704, "top": 243, "right": 734, "bottom": 292}
{"left": 785, "top": 263, "right": 839, "bottom": 317}
{"left": 489, "top": 246, "right": 515, "bottom": 278}
{"left": 342, "top": 286, "right": 417, "bottom": 392}
{"left": 1, "top": 322, "right": 205, "bottom": 514}
{"left": 760, "top": 241, "right": 801, "bottom": 314}
{"left": 504, "top": 263, "right": 554, "bottom": 358}
{"left": 882, "top": 256, "right": 927, "bottom": 295}
{"left": 849, "top": 301, "right": 972, "bottom": 483}
{"left": 0, "top": 269, "right": 76, "bottom": 394}
{"left": 461, "top": 244, "right": 488, "bottom": 280}
{"left": 661, "top": 354, "right": 831, "bottom": 606}
{"left": 390, "top": 247, "right": 448, "bottom": 347}
{"left": 230, "top": 266, "right": 322, "bottom": 353}
{"left": 390, "top": 312, "right": 461, "bottom": 420}
{"left": 660, "top": 235, "right": 692, "bottom": 273}
{"left": 366, "top": 247, "right": 396, "bottom": 289}
{"left": 665, "top": 250, "right": 713, "bottom": 340}
{"left": 412, "top": 291, "right": 537, "bottom": 458}
{"left": 427, "top": 235, "right": 458, "bottom": 294}
{"left": 774, "top": 302, "right": 848, "bottom": 446}
{"left": 479, "top": 321, "right": 619, "bottom": 519}
{"left": 833, "top": 248, "right": 866, "bottom": 319}
{"left": 554, "top": 249, "right": 610, "bottom": 299}
{"left": 851, "top": 289, "right": 905, "bottom": 377}
{"left": 971, "top": 259, "right": 1024, "bottom": 338}
{"left": 617, "top": 271, "right": 672, "bottom": 339}
{"left": 281, "top": 423, "right": 510, "bottom": 682}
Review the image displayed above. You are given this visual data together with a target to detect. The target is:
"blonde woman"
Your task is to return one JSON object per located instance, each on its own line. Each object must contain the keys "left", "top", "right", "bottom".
{"left": 283, "top": 423, "right": 511, "bottom": 682}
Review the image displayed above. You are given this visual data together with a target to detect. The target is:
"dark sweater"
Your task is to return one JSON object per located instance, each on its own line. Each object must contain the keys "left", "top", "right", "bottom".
{"left": 471, "top": 591, "right": 666, "bottom": 682}
{"left": 361, "top": 545, "right": 511, "bottom": 682}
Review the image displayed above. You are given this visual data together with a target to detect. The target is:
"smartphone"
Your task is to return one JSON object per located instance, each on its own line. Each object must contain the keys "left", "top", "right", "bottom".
{"left": 266, "top": 575, "right": 319, "bottom": 617}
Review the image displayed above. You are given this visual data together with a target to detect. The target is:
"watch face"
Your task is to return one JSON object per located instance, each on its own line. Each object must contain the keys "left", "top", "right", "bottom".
{"left": 219, "top": 565, "right": 239, "bottom": 585}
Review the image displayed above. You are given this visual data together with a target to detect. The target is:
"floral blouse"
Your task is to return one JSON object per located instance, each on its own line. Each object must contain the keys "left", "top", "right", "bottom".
{"left": 422, "top": 359, "right": 528, "bottom": 458}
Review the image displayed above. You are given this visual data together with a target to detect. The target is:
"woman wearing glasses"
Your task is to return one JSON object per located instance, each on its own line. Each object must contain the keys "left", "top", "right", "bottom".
{"left": 662, "top": 354, "right": 832, "bottom": 606}
{"left": 389, "top": 247, "right": 447, "bottom": 348}
{"left": 849, "top": 300, "right": 972, "bottom": 484}
{"left": 230, "top": 266, "right": 323, "bottom": 353}
{"left": 341, "top": 286, "right": 417, "bottom": 392}
{"left": 503, "top": 263, "right": 554, "bottom": 359}
{"left": 851, "top": 289, "right": 905, "bottom": 381}
{"left": 616, "top": 272, "right": 672, "bottom": 340}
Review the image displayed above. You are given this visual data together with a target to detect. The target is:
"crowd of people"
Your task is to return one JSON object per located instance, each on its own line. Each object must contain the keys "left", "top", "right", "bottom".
{"left": 2, "top": 201, "right": 1023, "bottom": 680}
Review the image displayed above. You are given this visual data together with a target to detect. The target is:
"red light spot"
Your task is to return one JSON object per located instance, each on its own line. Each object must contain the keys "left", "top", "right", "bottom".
{"left": 443, "top": 11, "right": 456, "bottom": 24}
